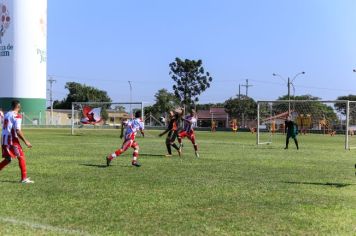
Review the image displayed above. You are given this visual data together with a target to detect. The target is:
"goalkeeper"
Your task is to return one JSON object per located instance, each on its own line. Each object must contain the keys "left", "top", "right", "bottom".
{"left": 284, "top": 116, "right": 299, "bottom": 150}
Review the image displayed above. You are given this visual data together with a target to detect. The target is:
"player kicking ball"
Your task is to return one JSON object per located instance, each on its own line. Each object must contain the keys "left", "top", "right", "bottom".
{"left": 159, "top": 110, "right": 182, "bottom": 157}
{"left": 0, "top": 100, "right": 34, "bottom": 183}
{"left": 106, "top": 110, "right": 144, "bottom": 167}
{"left": 178, "top": 109, "right": 199, "bottom": 158}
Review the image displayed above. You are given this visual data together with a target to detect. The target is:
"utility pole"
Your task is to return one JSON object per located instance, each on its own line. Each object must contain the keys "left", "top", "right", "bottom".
{"left": 241, "top": 79, "right": 253, "bottom": 97}
{"left": 128, "top": 81, "right": 132, "bottom": 118}
{"left": 47, "top": 76, "right": 56, "bottom": 125}
{"left": 238, "top": 84, "right": 241, "bottom": 99}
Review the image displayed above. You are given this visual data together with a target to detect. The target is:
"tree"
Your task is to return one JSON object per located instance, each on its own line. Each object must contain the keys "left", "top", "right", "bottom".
{"left": 152, "top": 89, "right": 180, "bottom": 115}
{"left": 53, "top": 82, "right": 112, "bottom": 109}
{"left": 335, "top": 95, "right": 356, "bottom": 115}
{"left": 224, "top": 96, "right": 257, "bottom": 121}
{"left": 335, "top": 95, "right": 356, "bottom": 124}
{"left": 169, "top": 58, "right": 213, "bottom": 107}
{"left": 144, "top": 105, "right": 155, "bottom": 118}
{"left": 114, "top": 105, "right": 126, "bottom": 112}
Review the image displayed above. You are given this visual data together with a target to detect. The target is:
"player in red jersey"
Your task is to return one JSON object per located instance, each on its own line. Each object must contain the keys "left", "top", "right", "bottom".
{"left": 106, "top": 110, "right": 144, "bottom": 167}
{"left": 0, "top": 100, "right": 33, "bottom": 183}
{"left": 178, "top": 109, "right": 199, "bottom": 158}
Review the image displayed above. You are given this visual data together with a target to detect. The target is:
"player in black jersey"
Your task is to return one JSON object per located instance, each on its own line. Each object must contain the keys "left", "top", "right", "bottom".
{"left": 285, "top": 116, "right": 299, "bottom": 150}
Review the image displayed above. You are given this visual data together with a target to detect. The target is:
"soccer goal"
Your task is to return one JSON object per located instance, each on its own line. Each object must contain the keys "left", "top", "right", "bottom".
{"left": 347, "top": 101, "right": 356, "bottom": 149}
{"left": 256, "top": 100, "right": 350, "bottom": 149}
{"left": 71, "top": 102, "right": 144, "bottom": 135}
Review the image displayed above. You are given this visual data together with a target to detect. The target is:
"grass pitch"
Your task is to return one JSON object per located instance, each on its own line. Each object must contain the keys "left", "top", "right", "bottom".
{"left": 1, "top": 129, "right": 356, "bottom": 235}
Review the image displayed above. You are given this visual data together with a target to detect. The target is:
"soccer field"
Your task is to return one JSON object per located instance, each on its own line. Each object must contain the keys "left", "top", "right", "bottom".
{"left": 1, "top": 129, "right": 356, "bottom": 235}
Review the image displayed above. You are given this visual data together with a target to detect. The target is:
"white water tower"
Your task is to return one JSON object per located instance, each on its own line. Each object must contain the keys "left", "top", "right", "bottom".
{"left": 0, "top": 0, "right": 47, "bottom": 123}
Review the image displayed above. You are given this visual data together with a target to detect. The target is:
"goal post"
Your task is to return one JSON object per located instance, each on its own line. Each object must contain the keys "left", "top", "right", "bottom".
{"left": 346, "top": 101, "right": 356, "bottom": 150}
{"left": 256, "top": 100, "right": 350, "bottom": 150}
{"left": 71, "top": 102, "right": 144, "bottom": 135}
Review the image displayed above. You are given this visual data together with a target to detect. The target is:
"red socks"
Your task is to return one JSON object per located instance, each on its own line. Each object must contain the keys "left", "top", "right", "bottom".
{"left": 0, "top": 157, "right": 27, "bottom": 181}
{"left": 18, "top": 157, "right": 27, "bottom": 180}
{"left": 115, "top": 149, "right": 123, "bottom": 156}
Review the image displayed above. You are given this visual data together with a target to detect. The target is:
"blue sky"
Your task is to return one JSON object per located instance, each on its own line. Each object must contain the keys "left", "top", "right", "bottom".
{"left": 48, "top": 0, "right": 356, "bottom": 105}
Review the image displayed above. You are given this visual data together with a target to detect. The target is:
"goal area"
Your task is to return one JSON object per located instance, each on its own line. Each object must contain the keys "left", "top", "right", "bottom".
{"left": 256, "top": 100, "right": 353, "bottom": 150}
{"left": 71, "top": 102, "right": 144, "bottom": 135}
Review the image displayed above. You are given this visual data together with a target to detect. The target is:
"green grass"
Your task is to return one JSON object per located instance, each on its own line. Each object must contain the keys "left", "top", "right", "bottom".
{"left": 1, "top": 129, "right": 356, "bottom": 235}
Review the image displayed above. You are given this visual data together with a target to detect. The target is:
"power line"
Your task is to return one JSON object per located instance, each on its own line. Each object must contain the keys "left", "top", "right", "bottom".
{"left": 49, "top": 74, "right": 356, "bottom": 95}
{"left": 249, "top": 79, "right": 356, "bottom": 94}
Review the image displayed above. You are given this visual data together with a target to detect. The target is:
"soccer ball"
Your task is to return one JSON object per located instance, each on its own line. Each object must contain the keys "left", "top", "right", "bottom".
{"left": 160, "top": 117, "right": 166, "bottom": 123}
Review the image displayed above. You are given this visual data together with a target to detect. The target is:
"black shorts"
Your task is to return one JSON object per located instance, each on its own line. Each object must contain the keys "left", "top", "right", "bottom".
{"left": 167, "top": 130, "right": 178, "bottom": 143}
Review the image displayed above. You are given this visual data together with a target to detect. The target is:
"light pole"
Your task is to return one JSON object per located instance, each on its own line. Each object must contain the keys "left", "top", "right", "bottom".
{"left": 128, "top": 81, "right": 132, "bottom": 118}
{"left": 273, "top": 71, "right": 305, "bottom": 114}
{"left": 47, "top": 76, "right": 56, "bottom": 125}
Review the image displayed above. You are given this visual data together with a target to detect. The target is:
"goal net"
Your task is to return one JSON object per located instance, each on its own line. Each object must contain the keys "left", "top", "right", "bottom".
{"left": 347, "top": 101, "right": 356, "bottom": 149}
{"left": 71, "top": 102, "right": 144, "bottom": 135}
{"left": 257, "top": 100, "right": 349, "bottom": 149}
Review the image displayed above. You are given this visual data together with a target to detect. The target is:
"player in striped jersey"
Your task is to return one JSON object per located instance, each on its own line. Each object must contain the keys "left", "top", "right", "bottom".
{"left": 106, "top": 110, "right": 144, "bottom": 167}
{"left": 0, "top": 100, "right": 33, "bottom": 183}
{"left": 178, "top": 109, "right": 199, "bottom": 158}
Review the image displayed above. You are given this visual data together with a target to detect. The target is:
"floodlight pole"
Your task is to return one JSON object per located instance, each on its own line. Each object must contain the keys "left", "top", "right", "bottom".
{"left": 273, "top": 72, "right": 305, "bottom": 115}
{"left": 47, "top": 76, "right": 56, "bottom": 125}
{"left": 287, "top": 77, "right": 291, "bottom": 113}
{"left": 128, "top": 81, "right": 132, "bottom": 118}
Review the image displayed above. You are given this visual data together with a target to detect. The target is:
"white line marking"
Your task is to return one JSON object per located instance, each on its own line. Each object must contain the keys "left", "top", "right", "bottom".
{"left": 0, "top": 217, "right": 90, "bottom": 235}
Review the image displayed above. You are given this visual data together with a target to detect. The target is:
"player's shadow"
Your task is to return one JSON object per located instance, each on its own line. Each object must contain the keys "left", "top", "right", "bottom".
{"left": 79, "top": 163, "right": 132, "bottom": 168}
{"left": 80, "top": 163, "right": 108, "bottom": 168}
{"left": 139, "top": 153, "right": 165, "bottom": 158}
{"left": 283, "top": 181, "right": 354, "bottom": 188}
{"left": 0, "top": 180, "right": 20, "bottom": 184}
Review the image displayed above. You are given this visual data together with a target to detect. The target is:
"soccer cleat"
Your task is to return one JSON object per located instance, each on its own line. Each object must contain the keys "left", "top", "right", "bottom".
{"left": 21, "top": 178, "right": 34, "bottom": 184}
{"left": 106, "top": 155, "right": 112, "bottom": 166}
{"left": 132, "top": 161, "right": 141, "bottom": 167}
{"left": 165, "top": 154, "right": 172, "bottom": 157}
{"left": 195, "top": 151, "right": 200, "bottom": 158}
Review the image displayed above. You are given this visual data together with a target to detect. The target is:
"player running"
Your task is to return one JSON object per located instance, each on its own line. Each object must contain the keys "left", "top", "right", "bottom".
{"left": 178, "top": 109, "right": 199, "bottom": 157}
{"left": 106, "top": 110, "right": 144, "bottom": 167}
{"left": 159, "top": 110, "right": 181, "bottom": 157}
{"left": 0, "top": 100, "right": 33, "bottom": 183}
